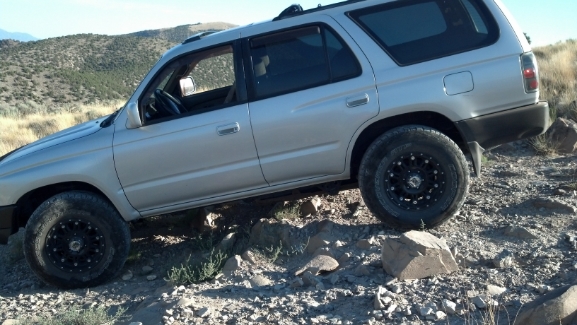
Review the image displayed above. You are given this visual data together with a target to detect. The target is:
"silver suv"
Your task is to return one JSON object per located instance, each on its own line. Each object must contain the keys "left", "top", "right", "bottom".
{"left": 0, "top": 0, "right": 550, "bottom": 288}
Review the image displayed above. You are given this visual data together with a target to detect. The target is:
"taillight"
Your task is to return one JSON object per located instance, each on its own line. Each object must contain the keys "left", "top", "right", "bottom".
{"left": 521, "top": 52, "right": 539, "bottom": 93}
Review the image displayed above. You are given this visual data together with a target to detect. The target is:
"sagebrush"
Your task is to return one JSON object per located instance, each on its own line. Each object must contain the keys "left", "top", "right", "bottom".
{"left": 0, "top": 101, "right": 121, "bottom": 156}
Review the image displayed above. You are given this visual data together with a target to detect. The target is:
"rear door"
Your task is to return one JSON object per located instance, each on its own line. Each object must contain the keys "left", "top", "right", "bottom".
{"left": 244, "top": 20, "right": 379, "bottom": 185}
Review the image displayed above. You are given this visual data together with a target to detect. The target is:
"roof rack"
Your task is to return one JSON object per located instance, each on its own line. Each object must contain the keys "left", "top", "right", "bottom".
{"left": 182, "top": 30, "right": 219, "bottom": 44}
{"left": 273, "top": 0, "right": 366, "bottom": 21}
{"left": 274, "top": 4, "right": 304, "bottom": 21}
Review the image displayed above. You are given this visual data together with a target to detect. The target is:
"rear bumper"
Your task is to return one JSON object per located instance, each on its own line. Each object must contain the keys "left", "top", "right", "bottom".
{"left": 456, "top": 101, "right": 550, "bottom": 149}
{"left": 0, "top": 205, "right": 17, "bottom": 245}
{"left": 456, "top": 101, "right": 550, "bottom": 176}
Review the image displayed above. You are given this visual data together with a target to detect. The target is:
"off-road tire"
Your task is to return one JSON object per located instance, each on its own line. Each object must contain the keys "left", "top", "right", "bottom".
{"left": 358, "top": 125, "right": 469, "bottom": 229}
{"left": 24, "top": 191, "right": 130, "bottom": 288}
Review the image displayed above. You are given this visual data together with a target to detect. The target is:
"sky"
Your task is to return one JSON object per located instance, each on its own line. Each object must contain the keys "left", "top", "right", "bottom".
{"left": 0, "top": 0, "right": 575, "bottom": 47}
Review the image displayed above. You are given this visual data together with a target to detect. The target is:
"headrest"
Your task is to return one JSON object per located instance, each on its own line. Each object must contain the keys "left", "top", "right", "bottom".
{"left": 261, "top": 55, "right": 270, "bottom": 67}
{"left": 254, "top": 60, "right": 267, "bottom": 77}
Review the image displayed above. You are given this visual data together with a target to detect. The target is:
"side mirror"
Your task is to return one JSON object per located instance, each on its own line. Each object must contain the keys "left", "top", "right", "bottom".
{"left": 126, "top": 102, "right": 142, "bottom": 129}
{"left": 179, "top": 76, "right": 196, "bottom": 97}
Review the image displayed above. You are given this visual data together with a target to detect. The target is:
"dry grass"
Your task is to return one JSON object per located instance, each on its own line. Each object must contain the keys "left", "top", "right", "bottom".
{"left": 0, "top": 101, "right": 122, "bottom": 156}
{"left": 534, "top": 39, "right": 577, "bottom": 120}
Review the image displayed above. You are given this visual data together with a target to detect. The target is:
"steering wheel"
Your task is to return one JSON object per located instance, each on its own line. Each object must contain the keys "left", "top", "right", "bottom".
{"left": 154, "top": 89, "right": 186, "bottom": 116}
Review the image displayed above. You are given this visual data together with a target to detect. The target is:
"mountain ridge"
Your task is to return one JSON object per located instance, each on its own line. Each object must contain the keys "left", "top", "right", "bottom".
{"left": 0, "top": 23, "right": 236, "bottom": 113}
{"left": 0, "top": 28, "right": 38, "bottom": 42}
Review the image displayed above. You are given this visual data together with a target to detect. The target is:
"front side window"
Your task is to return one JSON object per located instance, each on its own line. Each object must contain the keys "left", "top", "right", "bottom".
{"left": 249, "top": 25, "right": 361, "bottom": 99}
{"left": 140, "top": 45, "right": 238, "bottom": 123}
{"left": 349, "top": 0, "right": 499, "bottom": 65}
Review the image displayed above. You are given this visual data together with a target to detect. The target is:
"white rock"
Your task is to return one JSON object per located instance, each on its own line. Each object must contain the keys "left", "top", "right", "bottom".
{"left": 385, "top": 304, "right": 397, "bottom": 314}
{"left": 471, "top": 296, "right": 487, "bottom": 309}
{"left": 487, "top": 285, "right": 507, "bottom": 296}
{"left": 250, "top": 275, "right": 271, "bottom": 288}
{"left": 197, "top": 307, "right": 211, "bottom": 318}
{"left": 493, "top": 250, "right": 514, "bottom": 268}
{"left": 419, "top": 307, "right": 433, "bottom": 316}
{"left": 381, "top": 231, "right": 458, "bottom": 280}
{"left": 435, "top": 311, "right": 447, "bottom": 320}
{"left": 222, "top": 255, "right": 242, "bottom": 272}
{"left": 296, "top": 255, "right": 339, "bottom": 276}
{"left": 306, "top": 233, "right": 332, "bottom": 254}
{"left": 441, "top": 299, "right": 457, "bottom": 315}
{"left": 403, "top": 306, "right": 412, "bottom": 316}
{"left": 374, "top": 296, "right": 386, "bottom": 310}
{"left": 121, "top": 271, "right": 133, "bottom": 281}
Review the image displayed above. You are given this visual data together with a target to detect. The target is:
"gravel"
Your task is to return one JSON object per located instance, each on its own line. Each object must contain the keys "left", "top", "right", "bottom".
{"left": 1, "top": 142, "right": 576, "bottom": 325}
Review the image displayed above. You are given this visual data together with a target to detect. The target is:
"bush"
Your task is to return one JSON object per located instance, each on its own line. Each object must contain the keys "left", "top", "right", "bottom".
{"left": 167, "top": 250, "right": 229, "bottom": 285}
{"left": 534, "top": 40, "right": 577, "bottom": 120}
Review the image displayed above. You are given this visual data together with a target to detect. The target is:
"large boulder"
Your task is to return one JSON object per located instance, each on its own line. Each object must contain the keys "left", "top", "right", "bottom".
{"left": 381, "top": 231, "right": 458, "bottom": 280}
{"left": 548, "top": 117, "right": 577, "bottom": 153}
{"left": 514, "top": 284, "right": 577, "bottom": 325}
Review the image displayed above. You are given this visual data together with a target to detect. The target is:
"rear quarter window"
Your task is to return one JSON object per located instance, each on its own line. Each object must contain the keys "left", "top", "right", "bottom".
{"left": 348, "top": 0, "right": 499, "bottom": 66}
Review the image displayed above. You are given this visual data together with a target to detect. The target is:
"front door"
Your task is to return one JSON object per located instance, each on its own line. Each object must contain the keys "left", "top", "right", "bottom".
{"left": 113, "top": 43, "right": 267, "bottom": 212}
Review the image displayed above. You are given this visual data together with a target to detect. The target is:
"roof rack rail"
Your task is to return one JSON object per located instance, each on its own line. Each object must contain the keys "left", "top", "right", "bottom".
{"left": 273, "top": 4, "right": 304, "bottom": 21}
{"left": 273, "top": 1, "right": 366, "bottom": 21}
{"left": 182, "top": 30, "right": 219, "bottom": 44}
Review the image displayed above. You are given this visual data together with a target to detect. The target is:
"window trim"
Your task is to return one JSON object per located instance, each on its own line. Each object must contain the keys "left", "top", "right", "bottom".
{"left": 347, "top": 0, "right": 500, "bottom": 66}
{"left": 243, "top": 22, "right": 363, "bottom": 102}
{"left": 138, "top": 40, "right": 247, "bottom": 126}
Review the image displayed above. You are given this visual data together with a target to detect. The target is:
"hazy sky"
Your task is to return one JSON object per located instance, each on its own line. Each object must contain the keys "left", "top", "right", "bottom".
{"left": 0, "top": 0, "right": 575, "bottom": 46}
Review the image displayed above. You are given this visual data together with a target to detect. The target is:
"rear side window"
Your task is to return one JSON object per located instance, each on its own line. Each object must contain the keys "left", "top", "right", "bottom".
{"left": 349, "top": 0, "right": 499, "bottom": 65}
{"left": 249, "top": 25, "right": 361, "bottom": 99}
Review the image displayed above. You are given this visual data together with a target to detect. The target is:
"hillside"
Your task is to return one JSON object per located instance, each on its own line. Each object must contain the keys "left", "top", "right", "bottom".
{"left": 0, "top": 23, "right": 235, "bottom": 114}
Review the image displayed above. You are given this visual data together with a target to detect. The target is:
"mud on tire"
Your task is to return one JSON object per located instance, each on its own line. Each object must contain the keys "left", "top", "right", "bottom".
{"left": 358, "top": 125, "right": 469, "bottom": 229}
{"left": 24, "top": 191, "right": 130, "bottom": 289}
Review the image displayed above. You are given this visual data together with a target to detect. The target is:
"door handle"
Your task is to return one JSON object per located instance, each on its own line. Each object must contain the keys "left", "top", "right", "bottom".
{"left": 217, "top": 122, "right": 240, "bottom": 136}
{"left": 346, "top": 93, "right": 369, "bottom": 108}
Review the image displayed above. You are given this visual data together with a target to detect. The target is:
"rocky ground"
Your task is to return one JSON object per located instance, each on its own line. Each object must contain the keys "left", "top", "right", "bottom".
{"left": 1, "top": 141, "right": 577, "bottom": 325}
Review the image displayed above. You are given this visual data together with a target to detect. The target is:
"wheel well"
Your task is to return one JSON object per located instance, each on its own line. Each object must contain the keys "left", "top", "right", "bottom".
{"left": 350, "top": 111, "right": 467, "bottom": 180}
{"left": 14, "top": 182, "right": 112, "bottom": 229}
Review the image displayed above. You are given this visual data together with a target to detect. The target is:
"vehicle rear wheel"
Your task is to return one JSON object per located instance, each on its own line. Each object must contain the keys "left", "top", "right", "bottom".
{"left": 358, "top": 125, "right": 469, "bottom": 229}
{"left": 24, "top": 191, "right": 130, "bottom": 288}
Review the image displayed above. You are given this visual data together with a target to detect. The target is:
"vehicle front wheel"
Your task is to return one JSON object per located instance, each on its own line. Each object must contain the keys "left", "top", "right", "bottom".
{"left": 24, "top": 191, "right": 130, "bottom": 288}
{"left": 358, "top": 126, "right": 469, "bottom": 229}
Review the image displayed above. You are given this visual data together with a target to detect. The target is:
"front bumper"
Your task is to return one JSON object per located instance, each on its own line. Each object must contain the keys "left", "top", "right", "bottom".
{"left": 0, "top": 205, "right": 17, "bottom": 244}
{"left": 456, "top": 101, "right": 551, "bottom": 176}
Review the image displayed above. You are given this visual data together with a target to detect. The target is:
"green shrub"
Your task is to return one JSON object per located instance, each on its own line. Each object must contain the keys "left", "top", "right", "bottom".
{"left": 167, "top": 250, "right": 229, "bottom": 285}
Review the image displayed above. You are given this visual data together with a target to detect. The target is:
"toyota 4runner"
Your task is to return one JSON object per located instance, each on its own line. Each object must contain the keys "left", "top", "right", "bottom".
{"left": 0, "top": 0, "right": 550, "bottom": 288}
